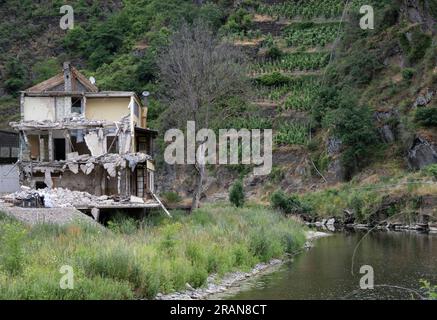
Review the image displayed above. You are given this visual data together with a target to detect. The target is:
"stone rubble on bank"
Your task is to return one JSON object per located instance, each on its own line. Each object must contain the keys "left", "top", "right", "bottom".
{"left": 307, "top": 217, "right": 436, "bottom": 233}
{"left": 156, "top": 230, "right": 330, "bottom": 300}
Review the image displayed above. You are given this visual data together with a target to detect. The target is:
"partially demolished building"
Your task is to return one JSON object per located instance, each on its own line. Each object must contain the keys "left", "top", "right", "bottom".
{"left": 9, "top": 62, "right": 161, "bottom": 210}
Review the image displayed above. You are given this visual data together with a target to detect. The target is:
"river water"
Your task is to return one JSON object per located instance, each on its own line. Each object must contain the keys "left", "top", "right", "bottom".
{"left": 226, "top": 230, "right": 437, "bottom": 300}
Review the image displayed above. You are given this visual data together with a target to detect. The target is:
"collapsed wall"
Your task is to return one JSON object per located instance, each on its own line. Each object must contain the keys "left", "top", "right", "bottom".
{"left": 9, "top": 115, "right": 151, "bottom": 197}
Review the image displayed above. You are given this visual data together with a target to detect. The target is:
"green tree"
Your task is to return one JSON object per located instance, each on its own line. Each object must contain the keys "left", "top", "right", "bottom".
{"left": 4, "top": 58, "right": 26, "bottom": 93}
{"left": 325, "top": 104, "right": 379, "bottom": 179}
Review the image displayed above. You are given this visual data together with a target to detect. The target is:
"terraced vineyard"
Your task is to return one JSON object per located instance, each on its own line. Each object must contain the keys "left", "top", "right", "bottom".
{"left": 257, "top": 0, "right": 346, "bottom": 20}
{"left": 282, "top": 22, "right": 339, "bottom": 48}
{"left": 245, "top": 1, "right": 348, "bottom": 146}
{"left": 255, "top": 75, "right": 320, "bottom": 111}
{"left": 251, "top": 52, "right": 329, "bottom": 74}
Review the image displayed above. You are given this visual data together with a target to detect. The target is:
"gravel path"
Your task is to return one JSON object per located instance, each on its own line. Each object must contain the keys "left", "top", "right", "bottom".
{"left": 0, "top": 204, "right": 98, "bottom": 226}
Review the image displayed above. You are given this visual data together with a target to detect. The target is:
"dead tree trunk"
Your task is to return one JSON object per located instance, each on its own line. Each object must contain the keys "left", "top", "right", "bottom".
{"left": 191, "top": 162, "right": 205, "bottom": 210}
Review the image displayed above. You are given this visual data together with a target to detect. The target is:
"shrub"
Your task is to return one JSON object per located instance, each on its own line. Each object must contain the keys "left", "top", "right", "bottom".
{"left": 229, "top": 180, "right": 245, "bottom": 207}
{"left": 161, "top": 191, "right": 182, "bottom": 204}
{"left": 420, "top": 280, "right": 437, "bottom": 300}
{"left": 265, "top": 46, "right": 283, "bottom": 60}
{"left": 402, "top": 68, "right": 415, "bottom": 81}
{"left": 107, "top": 214, "right": 138, "bottom": 235}
{"left": 399, "top": 30, "right": 432, "bottom": 64}
{"left": 424, "top": 164, "right": 437, "bottom": 179}
{"left": 270, "top": 190, "right": 310, "bottom": 215}
{"left": 223, "top": 8, "right": 253, "bottom": 35}
{"left": 256, "top": 72, "right": 290, "bottom": 86}
{"left": 415, "top": 107, "right": 437, "bottom": 127}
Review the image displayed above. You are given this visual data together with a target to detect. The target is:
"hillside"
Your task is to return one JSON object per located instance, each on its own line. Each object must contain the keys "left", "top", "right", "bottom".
{"left": 0, "top": 0, "right": 436, "bottom": 214}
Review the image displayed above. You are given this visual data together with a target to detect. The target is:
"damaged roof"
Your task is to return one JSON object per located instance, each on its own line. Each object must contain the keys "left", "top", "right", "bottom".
{"left": 25, "top": 64, "right": 98, "bottom": 93}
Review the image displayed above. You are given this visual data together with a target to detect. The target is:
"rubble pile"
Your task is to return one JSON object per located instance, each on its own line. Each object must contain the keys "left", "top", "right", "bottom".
{"left": 2, "top": 186, "right": 146, "bottom": 208}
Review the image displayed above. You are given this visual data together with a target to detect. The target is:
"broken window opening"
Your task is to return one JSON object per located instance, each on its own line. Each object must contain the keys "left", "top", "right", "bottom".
{"left": 54, "top": 138, "right": 66, "bottom": 161}
{"left": 71, "top": 97, "right": 82, "bottom": 114}
{"left": 136, "top": 167, "right": 146, "bottom": 198}
{"left": 27, "top": 134, "right": 49, "bottom": 161}
{"left": 70, "top": 131, "right": 91, "bottom": 156}
{"left": 35, "top": 181, "right": 47, "bottom": 190}
{"left": 106, "top": 136, "right": 119, "bottom": 154}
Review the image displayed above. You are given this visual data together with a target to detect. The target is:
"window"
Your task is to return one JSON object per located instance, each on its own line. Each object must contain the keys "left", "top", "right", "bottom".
{"left": 138, "top": 136, "right": 147, "bottom": 153}
{"left": 132, "top": 101, "right": 140, "bottom": 118}
{"left": 136, "top": 168, "right": 145, "bottom": 197}
{"left": 71, "top": 97, "right": 82, "bottom": 114}
{"left": 106, "top": 136, "right": 119, "bottom": 154}
{"left": 54, "top": 138, "right": 66, "bottom": 161}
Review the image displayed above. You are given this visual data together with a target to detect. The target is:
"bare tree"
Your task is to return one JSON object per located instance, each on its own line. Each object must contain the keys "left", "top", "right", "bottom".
{"left": 157, "top": 20, "right": 249, "bottom": 210}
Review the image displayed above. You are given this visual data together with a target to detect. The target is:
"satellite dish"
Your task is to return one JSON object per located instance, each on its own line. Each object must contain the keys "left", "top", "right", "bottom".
{"left": 89, "top": 76, "right": 96, "bottom": 85}
{"left": 142, "top": 91, "right": 150, "bottom": 97}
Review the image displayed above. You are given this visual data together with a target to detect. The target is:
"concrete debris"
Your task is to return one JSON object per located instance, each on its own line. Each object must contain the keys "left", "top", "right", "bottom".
{"left": 125, "top": 153, "right": 149, "bottom": 171}
{"left": 103, "top": 162, "right": 117, "bottom": 178}
{"left": 44, "top": 169, "right": 53, "bottom": 188}
{"left": 84, "top": 131, "right": 105, "bottom": 157}
{"left": 130, "top": 195, "right": 144, "bottom": 203}
{"left": 67, "top": 162, "right": 79, "bottom": 174}
{"left": 66, "top": 152, "right": 79, "bottom": 160}
{"left": 2, "top": 186, "right": 154, "bottom": 208}
{"left": 80, "top": 162, "right": 95, "bottom": 175}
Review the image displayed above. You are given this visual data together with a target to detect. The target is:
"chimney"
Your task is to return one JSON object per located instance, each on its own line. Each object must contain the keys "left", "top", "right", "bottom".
{"left": 63, "top": 62, "right": 72, "bottom": 92}
{"left": 141, "top": 91, "right": 150, "bottom": 106}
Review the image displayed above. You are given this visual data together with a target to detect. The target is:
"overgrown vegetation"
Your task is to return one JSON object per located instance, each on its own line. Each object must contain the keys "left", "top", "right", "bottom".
{"left": 229, "top": 180, "right": 245, "bottom": 208}
{"left": 270, "top": 190, "right": 310, "bottom": 215}
{"left": 415, "top": 107, "right": 437, "bottom": 127}
{"left": 0, "top": 206, "right": 305, "bottom": 299}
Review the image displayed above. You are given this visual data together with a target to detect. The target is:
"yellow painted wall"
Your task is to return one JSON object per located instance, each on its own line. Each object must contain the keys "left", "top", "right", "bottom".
{"left": 85, "top": 97, "right": 131, "bottom": 122}
{"left": 23, "top": 97, "right": 56, "bottom": 121}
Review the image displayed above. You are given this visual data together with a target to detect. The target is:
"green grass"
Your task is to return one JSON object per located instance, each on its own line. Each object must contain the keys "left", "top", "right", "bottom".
{"left": 0, "top": 205, "right": 305, "bottom": 299}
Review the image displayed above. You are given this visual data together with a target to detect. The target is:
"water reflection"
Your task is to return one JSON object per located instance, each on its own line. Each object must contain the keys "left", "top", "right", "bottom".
{"left": 227, "top": 231, "right": 437, "bottom": 300}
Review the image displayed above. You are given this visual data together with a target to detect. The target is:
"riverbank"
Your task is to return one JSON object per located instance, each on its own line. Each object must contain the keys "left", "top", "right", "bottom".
{"left": 157, "top": 230, "right": 330, "bottom": 300}
{"left": 289, "top": 171, "right": 437, "bottom": 230}
{"left": 0, "top": 204, "right": 306, "bottom": 299}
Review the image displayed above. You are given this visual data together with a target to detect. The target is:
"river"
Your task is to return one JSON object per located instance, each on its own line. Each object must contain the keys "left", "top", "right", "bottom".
{"left": 224, "top": 230, "right": 437, "bottom": 300}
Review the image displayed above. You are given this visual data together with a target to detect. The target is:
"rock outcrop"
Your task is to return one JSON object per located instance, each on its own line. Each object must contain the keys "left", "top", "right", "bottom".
{"left": 407, "top": 137, "right": 437, "bottom": 169}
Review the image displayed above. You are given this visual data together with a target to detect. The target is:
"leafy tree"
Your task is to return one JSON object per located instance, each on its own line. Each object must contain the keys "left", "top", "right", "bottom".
{"left": 223, "top": 8, "right": 252, "bottom": 35}
{"left": 325, "top": 104, "right": 379, "bottom": 179}
{"left": 229, "top": 180, "right": 245, "bottom": 207}
{"left": 4, "top": 58, "right": 26, "bottom": 93}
